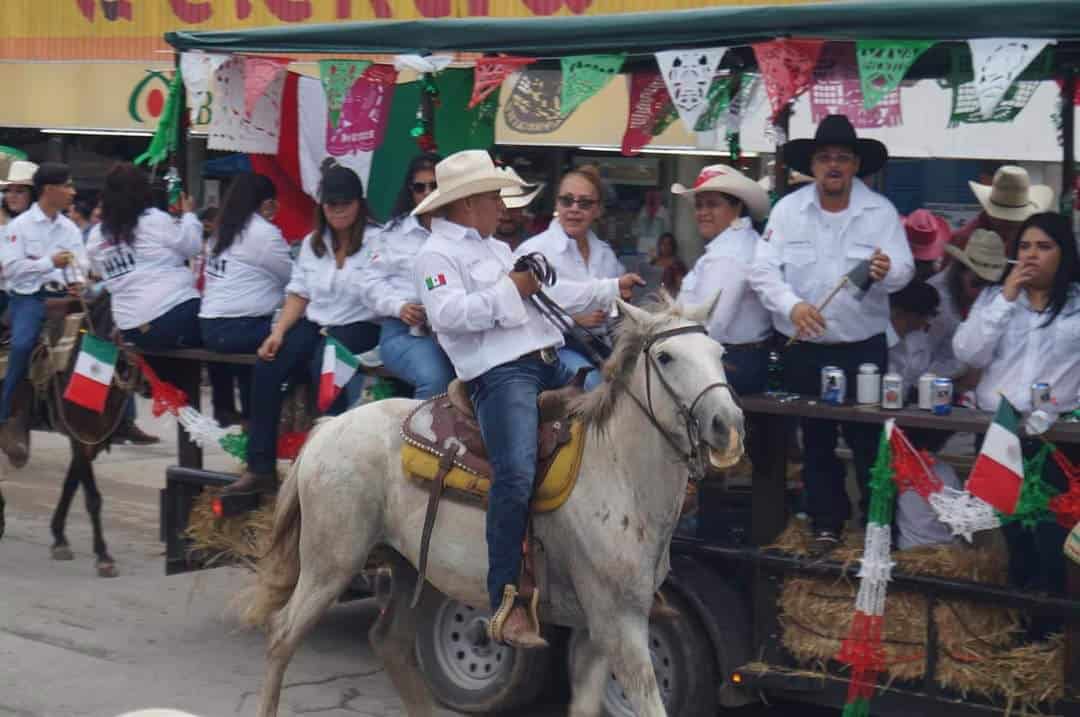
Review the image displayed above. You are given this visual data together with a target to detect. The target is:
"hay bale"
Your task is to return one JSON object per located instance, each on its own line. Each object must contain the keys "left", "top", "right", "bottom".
{"left": 774, "top": 519, "right": 1021, "bottom": 686}
{"left": 183, "top": 489, "right": 275, "bottom": 570}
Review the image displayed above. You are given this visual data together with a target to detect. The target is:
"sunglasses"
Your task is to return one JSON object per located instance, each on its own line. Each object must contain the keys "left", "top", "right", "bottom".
{"left": 411, "top": 181, "right": 437, "bottom": 194}
{"left": 556, "top": 194, "right": 598, "bottom": 210}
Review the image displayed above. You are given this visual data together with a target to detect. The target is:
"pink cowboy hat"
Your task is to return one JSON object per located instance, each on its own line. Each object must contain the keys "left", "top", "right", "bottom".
{"left": 902, "top": 209, "right": 950, "bottom": 261}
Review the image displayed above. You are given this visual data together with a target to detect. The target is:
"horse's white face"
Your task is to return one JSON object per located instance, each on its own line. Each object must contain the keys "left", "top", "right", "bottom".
{"left": 618, "top": 299, "right": 745, "bottom": 470}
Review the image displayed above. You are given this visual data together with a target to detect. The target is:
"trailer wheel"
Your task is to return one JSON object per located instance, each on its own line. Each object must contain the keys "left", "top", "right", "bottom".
{"left": 415, "top": 591, "right": 552, "bottom": 713}
{"left": 567, "top": 589, "right": 717, "bottom": 717}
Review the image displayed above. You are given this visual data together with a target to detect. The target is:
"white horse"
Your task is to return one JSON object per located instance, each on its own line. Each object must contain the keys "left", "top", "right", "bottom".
{"left": 243, "top": 298, "right": 745, "bottom": 717}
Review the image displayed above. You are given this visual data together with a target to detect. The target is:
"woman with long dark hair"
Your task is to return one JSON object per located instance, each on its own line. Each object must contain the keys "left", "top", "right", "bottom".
{"left": 199, "top": 173, "right": 292, "bottom": 425}
{"left": 359, "top": 152, "right": 454, "bottom": 399}
{"left": 87, "top": 162, "right": 202, "bottom": 352}
{"left": 224, "top": 164, "right": 380, "bottom": 495}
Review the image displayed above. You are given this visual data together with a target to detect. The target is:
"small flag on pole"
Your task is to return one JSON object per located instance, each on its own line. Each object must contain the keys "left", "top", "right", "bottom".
{"left": 64, "top": 335, "right": 118, "bottom": 413}
{"left": 318, "top": 336, "right": 359, "bottom": 412}
{"left": 967, "top": 397, "right": 1025, "bottom": 514}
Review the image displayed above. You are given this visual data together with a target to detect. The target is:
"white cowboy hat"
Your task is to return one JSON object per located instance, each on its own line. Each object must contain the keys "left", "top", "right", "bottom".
{"left": 671, "top": 164, "right": 770, "bottom": 221}
{"left": 0, "top": 160, "right": 38, "bottom": 187}
{"left": 969, "top": 166, "right": 1055, "bottom": 223}
{"left": 944, "top": 228, "right": 1008, "bottom": 282}
{"left": 756, "top": 160, "right": 814, "bottom": 192}
{"left": 412, "top": 150, "right": 522, "bottom": 216}
{"left": 499, "top": 166, "right": 544, "bottom": 210}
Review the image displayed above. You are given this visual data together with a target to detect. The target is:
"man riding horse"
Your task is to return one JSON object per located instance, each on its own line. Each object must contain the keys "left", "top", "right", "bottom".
{"left": 412, "top": 150, "right": 642, "bottom": 648}
{"left": 0, "top": 162, "right": 87, "bottom": 466}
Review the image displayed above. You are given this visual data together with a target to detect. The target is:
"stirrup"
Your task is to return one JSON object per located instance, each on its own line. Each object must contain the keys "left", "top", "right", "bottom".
{"left": 488, "top": 585, "right": 548, "bottom": 649}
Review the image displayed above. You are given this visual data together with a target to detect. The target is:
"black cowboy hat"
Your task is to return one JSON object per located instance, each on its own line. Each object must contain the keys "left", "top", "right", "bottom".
{"left": 782, "top": 114, "right": 888, "bottom": 178}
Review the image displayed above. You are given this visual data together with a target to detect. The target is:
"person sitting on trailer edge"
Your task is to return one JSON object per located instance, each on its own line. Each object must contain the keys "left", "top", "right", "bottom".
{"left": 749, "top": 114, "right": 914, "bottom": 557}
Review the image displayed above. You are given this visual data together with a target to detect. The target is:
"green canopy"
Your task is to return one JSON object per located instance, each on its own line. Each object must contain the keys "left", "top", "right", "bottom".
{"left": 166, "top": 0, "right": 1080, "bottom": 56}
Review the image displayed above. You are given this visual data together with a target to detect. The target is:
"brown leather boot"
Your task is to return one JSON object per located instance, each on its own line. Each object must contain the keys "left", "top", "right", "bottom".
{"left": 0, "top": 421, "right": 29, "bottom": 469}
{"left": 221, "top": 470, "right": 278, "bottom": 495}
{"left": 489, "top": 585, "right": 549, "bottom": 649}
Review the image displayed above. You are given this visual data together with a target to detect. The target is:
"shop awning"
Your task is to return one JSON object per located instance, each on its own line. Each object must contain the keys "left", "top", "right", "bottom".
{"left": 165, "top": 0, "right": 1080, "bottom": 56}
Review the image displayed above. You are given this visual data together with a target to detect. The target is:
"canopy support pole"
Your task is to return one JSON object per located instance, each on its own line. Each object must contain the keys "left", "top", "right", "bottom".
{"left": 174, "top": 52, "right": 190, "bottom": 190}
{"left": 1062, "top": 69, "right": 1076, "bottom": 215}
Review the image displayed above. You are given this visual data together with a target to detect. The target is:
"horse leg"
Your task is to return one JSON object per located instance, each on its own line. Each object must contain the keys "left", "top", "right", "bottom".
{"left": 0, "top": 485, "right": 6, "bottom": 540}
{"left": 368, "top": 552, "right": 436, "bottom": 717}
{"left": 257, "top": 496, "right": 378, "bottom": 717}
{"left": 568, "top": 630, "right": 611, "bottom": 717}
{"left": 591, "top": 613, "right": 667, "bottom": 717}
{"left": 78, "top": 451, "right": 116, "bottom": 577}
{"left": 49, "top": 455, "right": 82, "bottom": 561}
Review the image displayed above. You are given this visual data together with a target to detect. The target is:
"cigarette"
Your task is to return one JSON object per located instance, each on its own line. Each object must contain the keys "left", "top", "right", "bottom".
{"left": 1006, "top": 259, "right": 1019, "bottom": 264}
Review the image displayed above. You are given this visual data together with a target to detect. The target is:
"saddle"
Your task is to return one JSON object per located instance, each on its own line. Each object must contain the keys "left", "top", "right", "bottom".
{"left": 401, "top": 375, "right": 588, "bottom": 606}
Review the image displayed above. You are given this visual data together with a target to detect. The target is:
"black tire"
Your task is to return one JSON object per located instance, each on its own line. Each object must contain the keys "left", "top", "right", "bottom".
{"left": 567, "top": 589, "right": 718, "bottom": 717}
{"left": 414, "top": 590, "right": 553, "bottom": 714}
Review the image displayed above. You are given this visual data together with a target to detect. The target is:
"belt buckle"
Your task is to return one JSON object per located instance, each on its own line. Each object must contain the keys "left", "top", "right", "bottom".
{"left": 539, "top": 347, "right": 557, "bottom": 365}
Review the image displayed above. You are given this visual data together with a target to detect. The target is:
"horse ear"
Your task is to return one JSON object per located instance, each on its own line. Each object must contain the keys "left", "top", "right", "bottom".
{"left": 616, "top": 298, "right": 652, "bottom": 326}
{"left": 682, "top": 290, "right": 722, "bottom": 324}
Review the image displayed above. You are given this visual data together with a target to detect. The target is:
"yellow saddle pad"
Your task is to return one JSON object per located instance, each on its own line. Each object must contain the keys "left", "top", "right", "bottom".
{"left": 401, "top": 420, "right": 586, "bottom": 513}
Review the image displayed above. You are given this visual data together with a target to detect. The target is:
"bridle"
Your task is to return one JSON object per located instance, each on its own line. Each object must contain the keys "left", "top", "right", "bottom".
{"left": 627, "top": 324, "right": 740, "bottom": 483}
{"left": 515, "top": 252, "right": 740, "bottom": 483}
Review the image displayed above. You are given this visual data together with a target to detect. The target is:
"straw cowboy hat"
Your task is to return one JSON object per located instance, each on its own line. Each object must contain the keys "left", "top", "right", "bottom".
{"left": 969, "top": 165, "right": 1055, "bottom": 222}
{"left": 412, "top": 150, "right": 522, "bottom": 216}
{"left": 499, "top": 166, "right": 544, "bottom": 210}
{"left": 902, "top": 209, "right": 951, "bottom": 261}
{"left": 783, "top": 114, "right": 888, "bottom": 178}
{"left": 671, "top": 164, "right": 771, "bottom": 221}
{"left": 0, "top": 160, "right": 38, "bottom": 187}
{"left": 756, "top": 160, "right": 814, "bottom": 192}
{"left": 944, "top": 229, "right": 1007, "bottom": 282}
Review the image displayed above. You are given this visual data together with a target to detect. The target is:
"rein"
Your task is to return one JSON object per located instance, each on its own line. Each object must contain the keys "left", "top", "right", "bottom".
{"left": 516, "top": 255, "right": 737, "bottom": 482}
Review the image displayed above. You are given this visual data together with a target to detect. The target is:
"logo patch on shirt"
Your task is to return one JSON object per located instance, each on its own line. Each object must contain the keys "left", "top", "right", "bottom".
{"left": 763, "top": 228, "right": 773, "bottom": 242}
{"left": 424, "top": 273, "right": 447, "bottom": 291}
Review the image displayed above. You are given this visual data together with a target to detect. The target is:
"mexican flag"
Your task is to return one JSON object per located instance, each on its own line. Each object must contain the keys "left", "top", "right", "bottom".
{"left": 318, "top": 336, "right": 359, "bottom": 412}
{"left": 966, "top": 398, "right": 1025, "bottom": 514}
{"left": 63, "top": 335, "right": 118, "bottom": 413}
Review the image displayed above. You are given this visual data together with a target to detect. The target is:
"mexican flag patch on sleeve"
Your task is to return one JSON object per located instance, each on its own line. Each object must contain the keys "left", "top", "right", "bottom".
{"left": 424, "top": 273, "right": 447, "bottom": 290}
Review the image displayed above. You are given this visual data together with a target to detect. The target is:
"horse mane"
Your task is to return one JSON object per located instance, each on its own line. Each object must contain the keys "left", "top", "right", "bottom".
{"left": 569, "top": 294, "right": 690, "bottom": 432}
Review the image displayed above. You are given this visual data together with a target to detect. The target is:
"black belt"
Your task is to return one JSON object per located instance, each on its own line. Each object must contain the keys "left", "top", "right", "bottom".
{"left": 779, "top": 333, "right": 884, "bottom": 348}
{"left": 726, "top": 340, "right": 769, "bottom": 351}
{"left": 520, "top": 346, "right": 558, "bottom": 364}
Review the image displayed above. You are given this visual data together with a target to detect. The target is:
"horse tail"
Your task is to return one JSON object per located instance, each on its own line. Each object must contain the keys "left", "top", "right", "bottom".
{"left": 239, "top": 441, "right": 307, "bottom": 630}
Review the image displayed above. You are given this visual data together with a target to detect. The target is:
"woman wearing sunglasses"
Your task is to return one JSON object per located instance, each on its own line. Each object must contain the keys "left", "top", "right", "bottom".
{"left": 358, "top": 153, "right": 455, "bottom": 399}
{"left": 514, "top": 165, "right": 642, "bottom": 390}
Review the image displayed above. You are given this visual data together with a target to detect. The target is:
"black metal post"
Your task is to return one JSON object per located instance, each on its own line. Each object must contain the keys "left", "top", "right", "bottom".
{"left": 173, "top": 52, "right": 189, "bottom": 187}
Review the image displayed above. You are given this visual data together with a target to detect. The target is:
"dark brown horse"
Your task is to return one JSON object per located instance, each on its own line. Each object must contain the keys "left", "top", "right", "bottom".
{"left": 0, "top": 295, "right": 134, "bottom": 577}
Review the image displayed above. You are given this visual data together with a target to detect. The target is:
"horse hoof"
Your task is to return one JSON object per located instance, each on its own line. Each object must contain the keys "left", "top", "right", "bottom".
{"left": 96, "top": 560, "right": 118, "bottom": 578}
{"left": 51, "top": 545, "right": 75, "bottom": 561}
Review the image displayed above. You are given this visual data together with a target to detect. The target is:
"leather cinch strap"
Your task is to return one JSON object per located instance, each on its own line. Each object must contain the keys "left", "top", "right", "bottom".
{"left": 412, "top": 450, "right": 455, "bottom": 608}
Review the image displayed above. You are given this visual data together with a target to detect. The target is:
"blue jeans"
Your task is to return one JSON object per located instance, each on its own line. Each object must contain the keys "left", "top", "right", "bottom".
{"left": 201, "top": 316, "right": 273, "bottom": 419}
{"left": 120, "top": 298, "right": 203, "bottom": 389}
{"left": 0, "top": 292, "right": 49, "bottom": 422}
{"left": 246, "top": 318, "right": 379, "bottom": 475}
{"left": 556, "top": 347, "right": 603, "bottom": 391}
{"left": 783, "top": 334, "right": 887, "bottom": 533}
{"left": 724, "top": 345, "right": 768, "bottom": 397}
{"left": 378, "top": 319, "right": 455, "bottom": 399}
{"left": 468, "top": 356, "right": 576, "bottom": 609}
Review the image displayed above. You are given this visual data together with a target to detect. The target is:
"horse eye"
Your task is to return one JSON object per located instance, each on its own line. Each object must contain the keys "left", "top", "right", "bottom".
{"left": 656, "top": 351, "right": 673, "bottom": 365}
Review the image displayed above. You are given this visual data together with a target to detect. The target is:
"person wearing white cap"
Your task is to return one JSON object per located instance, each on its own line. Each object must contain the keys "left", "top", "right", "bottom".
{"left": 494, "top": 165, "right": 543, "bottom": 252}
{"left": 413, "top": 150, "right": 639, "bottom": 648}
{"left": 514, "top": 165, "right": 642, "bottom": 391}
{"left": 358, "top": 152, "right": 455, "bottom": 400}
{"left": 749, "top": 114, "right": 914, "bottom": 556}
{"left": 950, "top": 165, "right": 1055, "bottom": 258}
{"left": 0, "top": 159, "right": 38, "bottom": 227}
{"left": 672, "top": 164, "right": 772, "bottom": 396}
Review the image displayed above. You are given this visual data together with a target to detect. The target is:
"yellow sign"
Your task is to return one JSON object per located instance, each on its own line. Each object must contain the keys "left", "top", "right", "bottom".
{"left": 0, "top": 0, "right": 822, "bottom": 60}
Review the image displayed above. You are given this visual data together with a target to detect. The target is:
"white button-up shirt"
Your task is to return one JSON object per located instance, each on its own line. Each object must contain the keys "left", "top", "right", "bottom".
{"left": 1, "top": 203, "right": 88, "bottom": 295}
{"left": 678, "top": 217, "right": 771, "bottom": 345}
{"left": 199, "top": 214, "right": 292, "bottom": 319}
{"left": 514, "top": 222, "right": 624, "bottom": 318}
{"left": 953, "top": 285, "right": 1080, "bottom": 412}
{"left": 285, "top": 229, "right": 378, "bottom": 327}
{"left": 87, "top": 208, "right": 202, "bottom": 330}
{"left": 926, "top": 271, "right": 968, "bottom": 379}
{"left": 358, "top": 215, "right": 430, "bottom": 320}
{"left": 749, "top": 181, "right": 914, "bottom": 343}
{"left": 887, "top": 323, "right": 932, "bottom": 390}
{"left": 416, "top": 218, "right": 564, "bottom": 382}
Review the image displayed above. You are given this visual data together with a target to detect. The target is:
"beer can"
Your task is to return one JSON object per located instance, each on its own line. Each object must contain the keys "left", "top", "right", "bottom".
{"left": 918, "top": 372, "right": 937, "bottom": 410}
{"left": 1031, "top": 382, "right": 1053, "bottom": 412}
{"left": 881, "top": 373, "right": 903, "bottom": 409}
{"left": 932, "top": 377, "right": 953, "bottom": 416}
{"left": 821, "top": 366, "right": 846, "bottom": 405}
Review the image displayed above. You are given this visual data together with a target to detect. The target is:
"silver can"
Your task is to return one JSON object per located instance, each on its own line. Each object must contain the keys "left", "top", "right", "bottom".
{"left": 918, "top": 372, "right": 937, "bottom": 410}
{"left": 932, "top": 377, "right": 954, "bottom": 416}
{"left": 821, "top": 367, "right": 846, "bottom": 405}
{"left": 881, "top": 373, "right": 903, "bottom": 409}
{"left": 1031, "top": 382, "right": 1053, "bottom": 411}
